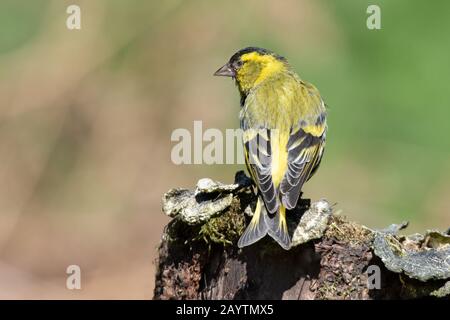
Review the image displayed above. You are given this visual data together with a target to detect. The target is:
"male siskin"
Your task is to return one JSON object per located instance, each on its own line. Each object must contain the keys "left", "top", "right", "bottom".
{"left": 215, "top": 47, "right": 327, "bottom": 250}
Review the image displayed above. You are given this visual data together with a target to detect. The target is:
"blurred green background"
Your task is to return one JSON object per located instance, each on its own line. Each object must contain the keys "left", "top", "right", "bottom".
{"left": 0, "top": 0, "right": 449, "bottom": 298}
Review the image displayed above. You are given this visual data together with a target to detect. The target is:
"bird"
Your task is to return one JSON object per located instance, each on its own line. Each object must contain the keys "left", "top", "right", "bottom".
{"left": 214, "top": 47, "right": 327, "bottom": 250}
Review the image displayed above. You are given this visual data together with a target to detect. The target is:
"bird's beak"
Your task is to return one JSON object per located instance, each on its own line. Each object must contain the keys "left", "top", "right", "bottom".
{"left": 214, "top": 63, "right": 235, "bottom": 77}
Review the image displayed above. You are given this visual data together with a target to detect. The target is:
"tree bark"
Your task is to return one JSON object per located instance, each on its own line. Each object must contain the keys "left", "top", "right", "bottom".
{"left": 153, "top": 172, "right": 450, "bottom": 300}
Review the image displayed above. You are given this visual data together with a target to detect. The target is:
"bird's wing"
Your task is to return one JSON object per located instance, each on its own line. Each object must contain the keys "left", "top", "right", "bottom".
{"left": 243, "top": 126, "right": 280, "bottom": 214}
{"left": 241, "top": 79, "right": 326, "bottom": 213}
{"left": 280, "top": 111, "right": 326, "bottom": 210}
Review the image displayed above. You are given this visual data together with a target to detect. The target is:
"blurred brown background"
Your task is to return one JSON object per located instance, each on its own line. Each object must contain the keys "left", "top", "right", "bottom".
{"left": 0, "top": 0, "right": 449, "bottom": 299}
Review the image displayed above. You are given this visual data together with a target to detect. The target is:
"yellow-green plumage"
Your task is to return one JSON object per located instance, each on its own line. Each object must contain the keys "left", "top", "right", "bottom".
{"left": 215, "top": 47, "right": 327, "bottom": 250}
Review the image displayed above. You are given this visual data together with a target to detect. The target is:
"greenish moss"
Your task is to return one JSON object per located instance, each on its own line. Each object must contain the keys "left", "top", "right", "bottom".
{"left": 324, "top": 215, "right": 374, "bottom": 245}
{"left": 193, "top": 198, "right": 246, "bottom": 247}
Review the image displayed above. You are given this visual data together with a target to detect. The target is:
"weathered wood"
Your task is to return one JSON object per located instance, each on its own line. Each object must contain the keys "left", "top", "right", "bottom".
{"left": 153, "top": 172, "right": 450, "bottom": 300}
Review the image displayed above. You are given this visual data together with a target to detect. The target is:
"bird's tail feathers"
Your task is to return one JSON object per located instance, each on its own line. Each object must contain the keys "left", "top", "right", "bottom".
{"left": 238, "top": 198, "right": 268, "bottom": 248}
{"left": 238, "top": 198, "right": 291, "bottom": 250}
{"left": 266, "top": 206, "right": 291, "bottom": 250}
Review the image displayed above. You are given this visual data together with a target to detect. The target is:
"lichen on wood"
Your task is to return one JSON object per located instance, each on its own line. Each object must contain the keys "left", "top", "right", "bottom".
{"left": 372, "top": 224, "right": 450, "bottom": 281}
{"left": 154, "top": 172, "right": 450, "bottom": 300}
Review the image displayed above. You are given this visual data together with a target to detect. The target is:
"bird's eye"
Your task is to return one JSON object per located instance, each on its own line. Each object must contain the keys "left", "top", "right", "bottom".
{"left": 234, "top": 60, "right": 244, "bottom": 68}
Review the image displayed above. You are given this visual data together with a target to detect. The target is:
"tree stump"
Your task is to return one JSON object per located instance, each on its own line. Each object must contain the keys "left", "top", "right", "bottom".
{"left": 153, "top": 172, "right": 450, "bottom": 300}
